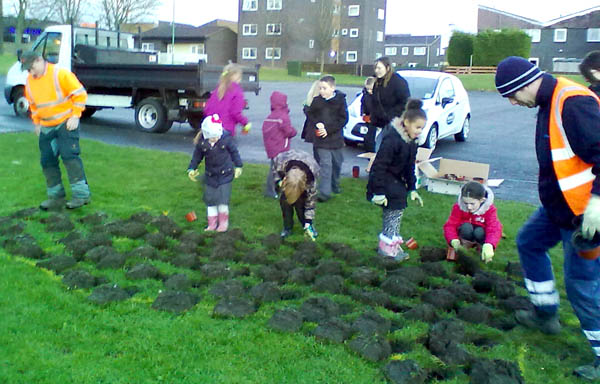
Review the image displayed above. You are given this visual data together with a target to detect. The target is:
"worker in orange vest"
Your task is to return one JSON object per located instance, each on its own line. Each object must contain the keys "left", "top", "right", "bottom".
{"left": 21, "top": 50, "right": 90, "bottom": 210}
{"left": 496, "top": 56, "right": 600, "bottom": 380}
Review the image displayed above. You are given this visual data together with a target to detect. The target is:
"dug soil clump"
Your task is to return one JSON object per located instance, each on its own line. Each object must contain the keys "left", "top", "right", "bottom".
{"left": 36, "top": 255, "right": 77, "bottom": 273}
{"left": 213, "top": 297, "right": 257, "bottom": 318}
{"left": 383, "top": 360, "right": 427, "bottom": 384}
{"left": 152, "top": 290, "right": 199, "bottom": 313}
{"left": 62, "top": 269, "right": 106, "bottom": 289}
{"left": 126, "top": 263, "right": 162, "bottom": 280}
{"left": 313, "top": 318, "right": 353, "bottom": 343}
{"left": 88, "top": 284, "right": 135, "bottom": 304}
{"left": 268, "top": 308, "right": 304, "bottom": 332}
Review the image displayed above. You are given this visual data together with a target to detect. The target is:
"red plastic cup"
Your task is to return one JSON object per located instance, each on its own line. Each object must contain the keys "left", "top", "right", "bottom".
{"left": 352, "top": 166, "right": 360, "bottom": 178}
{"left": 315, "top": 128, "right": 322, "bottom": 137}
{"left": 185, "top": 211, "right": 197, "bottom": 222}
{"left": 446, "top": 247, "right": 458, "bottom": 261}
{"left": 405, "top": 237, "right": 418, "bottom": 250}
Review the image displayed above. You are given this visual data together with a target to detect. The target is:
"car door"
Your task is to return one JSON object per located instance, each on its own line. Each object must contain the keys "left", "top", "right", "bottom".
{"left": 436, "top": 77, "right": 459, "bottom": 138}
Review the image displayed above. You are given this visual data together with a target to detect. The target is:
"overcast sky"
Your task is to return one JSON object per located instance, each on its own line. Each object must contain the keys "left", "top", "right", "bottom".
{"left": 157, "top": 0, "right": 599, "bottom": 36}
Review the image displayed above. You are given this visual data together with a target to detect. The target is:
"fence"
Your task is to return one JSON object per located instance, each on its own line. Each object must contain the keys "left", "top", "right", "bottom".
{"left": 444, "top": 66, "right": 496, "bottom": 75}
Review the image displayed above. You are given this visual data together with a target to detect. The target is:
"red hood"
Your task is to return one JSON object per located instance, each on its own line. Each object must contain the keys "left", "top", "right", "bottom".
{"left": 270, "top": 91, "right": 288, "bottom": 111}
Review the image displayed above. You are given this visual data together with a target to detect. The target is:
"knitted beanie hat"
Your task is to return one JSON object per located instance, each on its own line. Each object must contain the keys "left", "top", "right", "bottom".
{"left": 495, "top": 56, "right": 543, "bottom": 97}
{"left": 201, "top": 114, "right": 223, "bottom": 139}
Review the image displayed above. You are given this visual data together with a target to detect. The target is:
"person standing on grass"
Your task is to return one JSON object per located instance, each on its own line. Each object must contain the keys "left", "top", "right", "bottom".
{"left": 370, "top": 57, "right": 410, "bottom": 152}
{"left": 204, "top": 63, "right": 252, "bottom": 137}
{"left": 580, "top": 50, "right": 600, "bottom": 97}
{"left": 304, "top": 75, "right": 348, "bottom": 202}
{"left": 366, "top": 99, "right": 425, "bottom": 260}
{"left": 262, "top": 91, "right": 297, "bottom": 199}
{"left": 187, "top": 114, "right": 243, "bottom": 232}
{"left": 21, "top": 51, "right": 91, "bottom": 210}
{"left": 360, "top": 76, "right": 377, "bottom": 152}
{"left": 300, "top": 80, "right": 321, "bottom": 141}
{"left": 495, "top": 56, "right": 600, "bottom": 380}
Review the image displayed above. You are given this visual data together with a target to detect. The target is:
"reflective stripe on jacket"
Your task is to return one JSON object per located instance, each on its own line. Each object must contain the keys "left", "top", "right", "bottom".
{"left": 25, "top": 63, "right": 87, "bottom": 126}
{"left": 550, "top": 77, "right": 600, "bottom": 215}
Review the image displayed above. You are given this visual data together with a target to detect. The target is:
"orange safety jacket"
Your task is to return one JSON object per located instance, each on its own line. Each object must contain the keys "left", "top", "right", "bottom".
{"left": 25, "top": 62, "right": 87, "bottom": 127}
{"left": 549, "top": 77, "right": 600, "bottom": 216}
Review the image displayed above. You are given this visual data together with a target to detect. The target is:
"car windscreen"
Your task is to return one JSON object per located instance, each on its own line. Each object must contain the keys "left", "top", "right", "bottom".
{"left": 404, "top": 77, "right": 438, "bottom": 100}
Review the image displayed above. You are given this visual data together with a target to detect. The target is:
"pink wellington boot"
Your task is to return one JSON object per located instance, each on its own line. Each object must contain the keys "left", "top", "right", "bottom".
{"left": 205, "top": 216, "right": 218, "bottom": 231}
{"left": 216, "top": 213, "right": 229, "bottom": 232}
{"left": 392, "top": 237, "right": 410, "bottom": 261}
{"left": 378, "top": 240, "right": 397, "bottom": 258}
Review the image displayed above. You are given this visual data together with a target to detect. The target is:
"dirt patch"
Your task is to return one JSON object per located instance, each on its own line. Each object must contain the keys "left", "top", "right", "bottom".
{"left": 291, "top": 248, "right": 320, "bottom": 266}
{"left": 62, "top": 269, "right": 106, "bottom": 289}
{"left": 151, "top": 215, "right": 182, "bottom": 238}
{"left": 144, "top": 232, "right": 169, "bottom": 250}
{"left": 129, "top": 211, "right": 155, "bottom": 224}
{"left": 426, "top": 320, "right": 471, "bottom": 365}
{"left": 36, "top": 255, "right": 77, "bottom": 274}
{"left": 381, "top": 276, "right": 419, "bottom": 298}
{"left": 85, "top": 245, "right": 119, "bottom": 264}
{"left": 242, "top": 249, "right": 269, "bottom": 265}
{"left": 469, "top": 358, "right": 524, "bottom": 384}
{"left": 383, "top": 360, "right": 427, "bottom": 384}
{"left": 262, "top": 233, "right": 282, "bottom": 250}
{"left": 458, "top": 303, "right": 492, "bottom": 324}
{"left": 114, "top": 221, "right": 148, "bottom": 239}
{"left": 300, "top": 297, "right": 343, "bottom": 323}
{"left": 96, "top": 251, "right": 126, "bottom": 269}
{"left": 0, "top": 221, "right": 26, "bottom": 237}
{"left": 421, "top": 289, "right": 458, "bottom": 312}
{"left": 128, "top": 245, "right": 161, "bottom": 261}
{"left": 313, "top": 318, "right": 353, "bottom": 343}
{"left": 10, "top": 207, "right": 39, "bottom": 219}
{"left": 171, "top": 253, "right": 200, "bottom": 269}
{"left": 314, "top": 260, "right": 345, "bottom": 277}
{"left": 420, "top": 262, "right": 450, "bottom": 278}
{"left": 43, "top": 214, "right": 75, "bottom": 232}
{"left": 454, "top": 251, "right": 480, "bottom": 276}
{"left": 404, "top": 303, "right": 438, "bottom": 323}
{"left": 88, "top": 284, "right": 135, "bottom": 304}
{"left": 273, "top": 259, "right": 296, "bottom": 273}
{"left": 505, "top": 261, "right": 523, "bottom": 280}
{"left": 179, "top": 231, "right": 206, "bottom": 246}
{"left": 419, "top": 246, "right": 446, "bottom": 262}
{"left": 200, "top": 262, "right": 232, "bottom": 279}
{"left": 350, "top": 267, "right": 380, "bottom": 287}
{"left": 79, "top": 212, "right": 108, "bottom": 226}
{"left": 498, "top": 296, "right": 533, "bottom": 313}
{"left": 287, "top": 267, "right": 316, "bottom": 285}
{"left": 348, "top": 335, "right": 391, "bottom": 362}
{"left": 173, "top": 241, "right": 199, "bottom": 255}
{"left": 210, "top": 279, "right": 246, "bottom": 298}
{"left": 213, "top": 297, "right": 257, "bottom": 318}
{"left": 268, "top": 308, "right": 304, "bottom": 332}
{"left": 447, "top": 282, "right": 479, "bottom": 303}
{"left": 164, "top": 274, "right": 192, "bottom": 291}
{"left": 126, "top": 263, "right": 161, "bottom": 280}
{"left": 314, "top": 275, "right": 345, "bottom": 294}
{"left": 250, "top": 282, "right": 281, "bottom": 303}
{"left": 327, "top": 242, "right": 364, "bottom": 266}
{"left": 6, "top": 234, "right": 44, "bottom": 259}
{"left": 256, "top": 265, "right": 288, "bottom": 284}
{"left": 152, "top": 290, "right": 199, "bottom": 313}
{"left": 352, "top": 311, "right": 391, "bottom": 336}
{"left": 388, "top": 266, "right": 427, "bottom": 286}
{"left": 210, "top": 243, "right": 239, "bottom": 262}
{"left": 349, "top": 288, "right": 391, "bottom": 308}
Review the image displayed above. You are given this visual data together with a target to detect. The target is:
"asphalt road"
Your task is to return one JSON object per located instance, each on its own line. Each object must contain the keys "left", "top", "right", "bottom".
{"left": 0, "top": 79, "right": 540, "bottom": 205}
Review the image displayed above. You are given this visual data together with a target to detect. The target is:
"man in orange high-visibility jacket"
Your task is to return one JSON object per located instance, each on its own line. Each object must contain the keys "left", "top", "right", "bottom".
{"left": 496, "top": 56, "right": 600, "bottom": 380}
{"left": 21, "top": 51, "right": 90, "bottom": 210}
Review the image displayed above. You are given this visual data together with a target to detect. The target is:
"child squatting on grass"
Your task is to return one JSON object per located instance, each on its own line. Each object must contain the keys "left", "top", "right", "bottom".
{"left": 366, "top": 99, "right": 425, "bottom": 260}
{"left": 443, "top": 181, "right": 503, "bottom": 263}
{"left": 187, "top": 114, "right": 243, "bottom": 232}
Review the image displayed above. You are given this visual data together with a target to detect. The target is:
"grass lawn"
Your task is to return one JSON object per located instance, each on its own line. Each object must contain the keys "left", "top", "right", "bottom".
{"left": 0, "top": 133, "right": 595, "bottom": 384}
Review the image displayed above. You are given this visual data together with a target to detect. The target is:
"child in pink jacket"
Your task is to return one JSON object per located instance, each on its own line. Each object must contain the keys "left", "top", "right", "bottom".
{"left": 262, "top": 91, "right": 297, "bottom": 198}
{"left": 443, "top": 181, "right": 503, "bottom": 263}
{"left": 204, "top": 63, "right": 251, "bottom": 137}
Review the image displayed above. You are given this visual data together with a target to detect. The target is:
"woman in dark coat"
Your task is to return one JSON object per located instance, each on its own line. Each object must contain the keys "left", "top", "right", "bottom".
{"left": 371, "top": 57, "right": 411, "bottom": 151}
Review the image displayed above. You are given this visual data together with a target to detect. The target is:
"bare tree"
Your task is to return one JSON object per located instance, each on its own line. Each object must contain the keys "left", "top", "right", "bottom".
{"left": 313, "top": 0, "right": 336, "bottom": 72}
{"left": 13, "top": 0, "right": 28, "bottom": 51}
{"left": 0, "top": 0, "right": 4, "bottom": 54}
{"left": 100, "top": 0, "right": 161, "bottom": 30}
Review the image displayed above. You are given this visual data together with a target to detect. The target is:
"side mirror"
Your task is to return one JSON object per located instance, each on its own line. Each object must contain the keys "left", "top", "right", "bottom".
{"left": 17, "top": 48, "right": 23, "bottom": 61}
{"left": 441, "top": 97, "right": 454, "bottom": 107}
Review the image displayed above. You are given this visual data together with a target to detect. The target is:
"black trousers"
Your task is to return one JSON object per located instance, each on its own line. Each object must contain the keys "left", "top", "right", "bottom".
{"left": 280, "top": 193, "right": 306, "bottom": 230}
{"left": 458, "top": 223, "right": 486, "bottom": 244}
{"left": 363, "top": 124, "right": 377, "bottom": 153}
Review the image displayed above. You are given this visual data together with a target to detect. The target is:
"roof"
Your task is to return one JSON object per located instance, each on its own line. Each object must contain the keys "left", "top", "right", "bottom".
{"left": 478, "top": 5, "right": 544, "bottom": 26}
{"left": 385, "top": 34, "right": 441, "bottom": 46}
{"left": 478, "top": 4, "right": 600, "bottom": 28}
{"left": 141, "top": 21, "right": 226, "bottom": 40}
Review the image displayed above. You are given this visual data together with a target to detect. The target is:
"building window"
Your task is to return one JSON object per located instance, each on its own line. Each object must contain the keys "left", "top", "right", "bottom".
{"left": 414, "top": 47, "right": 426, "bottom": 55}
{"left": 191, "top": 44, "right": 205, "bottom": 54}
{"left": 242, "top": 0, "right": 257, "bottom": 11}
{"left": 408, "top": 62, "right": 417, "bottom": 68}
{"left": 333, "top": 4, "right": 340, "bottom": 14}
{"left": 341, "top": 29, "right": 348, "bottom": 36}
{"left": 346, "top": 51, "right": 357, "bottom": 62}
{"left": 378, "top": 8, "right": 385, "bottom": 20}
{"left": 401, "top": 47, "right": 409, "bottom": 55}
{"left": 141, "top": 42, "right": 154, "bottom": 51}
{"left": 377, "top": 31, "right": 384, "bottom": 42}
{"left": 385, "top": 47, "right": 397, "bottom": 56}
{"left": 265, "top": 47, "right": 281, "bottom": 59}
{"left": 349, "top": 28, "right": 358, "bottom": 38}
{"left": 242, "top": 24, "right": 257, "bottom": 36}
{"left": 588, "top": 28, "right": 600, "bottom": 42}
{"left": 436, "top": 48, "right": 440, "bottom": 56}
{"left": 375, "top": 52, "right": 382, "bottom": 59}
{"left": 242, "top": 47, "right": 257, "bottom": 59}
{"left": 266, "top": 23, "right": 282, "bottom": 35}
{"left": 554, "top": 28, "right": 567, "bottom": 42}
{"left": 348, "top": 5, "right": 360, "bottom": 16}
{"left": 524, "top": 29, "right": 541, "bottom": 43}
{"left": 267, "top": 0, "right": 282, "bottom": 10}
{"left": 332, "top": 29, "right": 339, "bottom": 37}
{"left": 309, "top": 39, "right": 314, "bottom": 48}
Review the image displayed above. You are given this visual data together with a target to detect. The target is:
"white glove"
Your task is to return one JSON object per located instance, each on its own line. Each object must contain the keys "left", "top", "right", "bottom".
{"left": 582, "top": 195, "right": 600, "bottom": 239}
{"left": 234, "top": 167, "right": 243, "bottom": 178}
{"left": 187, "top": 169, "right": 199, "bottom": 182}
{"left": 409, "top": 190, "right": 423, "bottom": 207}
{"left": 481, "top": 243, "right": 494, "bottom": 263}
{"left": 450, "top": 239, "right": 461, "bottom": 250}
{"left": 371, "top": 195, "right": 388, "bottom": 206}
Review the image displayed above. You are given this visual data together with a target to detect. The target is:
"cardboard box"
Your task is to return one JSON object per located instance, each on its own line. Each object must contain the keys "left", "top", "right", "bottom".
{"left": 416, "top": 148, "right": 489, "bottom": 195}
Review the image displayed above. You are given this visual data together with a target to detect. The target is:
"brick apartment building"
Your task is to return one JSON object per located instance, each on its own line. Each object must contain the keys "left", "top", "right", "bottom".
{"left": 237, "top": 0, "right": 387, "bottom": 67}
{"left": 384, "top": 34, "right": 444, "bottom": 68}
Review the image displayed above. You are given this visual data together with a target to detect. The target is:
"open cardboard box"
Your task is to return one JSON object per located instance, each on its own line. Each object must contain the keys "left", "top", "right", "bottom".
{"left": 416, "top": 148, "right": 490, "bottom": 195}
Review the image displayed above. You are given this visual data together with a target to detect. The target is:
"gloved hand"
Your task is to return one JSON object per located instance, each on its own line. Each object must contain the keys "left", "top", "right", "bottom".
{"left": 304, "top": 223, "right": 318, "bottom": 241}
{"left": 409, "top": 190, "right": 423, "bottom": 207}
{"left": 481, "top": 243, "right": 494, "bottom": 263}
{"left": 582, "top": 195, "right": 600, "bottom": 239}
{"left": 450, "top": 239, "right": 461, "bottom": 250}
{"left": 34, "top": 124, "right": 41, "bottom": 136}
{"left": 187, "top": 169, "right": 199, "bottom": 182}
{"left": 242, "top": 122, "right": 252, "bottom": 135}
{"left": 234, "top": 167, "right": 243, "bottom": 179}
{"left": 371, "top": 194, "right": 388, "bottom": 206}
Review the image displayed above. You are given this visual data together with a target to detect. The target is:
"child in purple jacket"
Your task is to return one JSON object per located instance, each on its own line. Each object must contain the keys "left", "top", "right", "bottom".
{"left": 262, "top": 91, "right": 297, "bottom": 198}
{"left": 204, "top": 63, "right": 251, "bottom": 137}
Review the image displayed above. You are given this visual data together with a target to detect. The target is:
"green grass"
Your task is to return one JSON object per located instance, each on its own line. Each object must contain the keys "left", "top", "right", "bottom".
{"left": 0, "top": 133, "right": 595, "bottom": 383}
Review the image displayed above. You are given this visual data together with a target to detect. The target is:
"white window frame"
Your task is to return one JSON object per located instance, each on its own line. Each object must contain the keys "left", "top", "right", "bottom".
{"left": 385, "top": 47, "right": 397, "bottom": 56}
{"left": 341, "top": 28, "right": 348, "bottom": 36}
{"left": 524, "top": 29, "right": 541, "bottom": 43}
{"left": 378, "top": 8, "right": 385, "bottom": 20}
{"left": 377, "top": 31, "right": 384, "bottom": 42}
{"left": 266, "top": 23, "right": 282, "bottom": 35}
{"left": 267, "top": 0, "right": 282, "bottom": 10}
{"left": 349, "top": 28, "right": 359, "bottom": 38}
{"left": 242, "top": 47, "right": 257, "bottom": 59}
{"left": 141, "top": 42, "right": 154, "bottom": 51}
{"left": 242, "top": 0, "right": 258, "bottom": 11}
{"left": 348, "top": 5, "right": 360, "bottom": 17}
{"left": 529, "top": 57, "right": 539, "bottom": 66}
{"left": 554, "top": 28, "right": 567, "bottom": 43}
{"left": 414, "top": 47, "right": 426, "bottom": 56}
{"left": 587, "top": 28, "right": 600, "bottom": 42}
{"left": 375, "top": 52, "right": 382, "bottom": 59}
{"left": 346, "top": 51, "right": 357, "bottom": 62}
{"left": 265, "top": 47, "right": 281, "bottom": 60}
{"left": 242, "top": 24, "right": 257, "bottom": 36}
{"left": 190, "top": 44, "right": 204, "bottom": 54}
{"left": 309, "top": 39, "right": 314, "bottom": 49}
{"left": 401, "top": 47, "right": 409, "bottom": 55}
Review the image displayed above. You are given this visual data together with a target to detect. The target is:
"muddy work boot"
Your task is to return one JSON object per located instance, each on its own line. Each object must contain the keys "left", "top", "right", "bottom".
{"left": 515, "top": 309, "right": 561, "bottom": 335}
{"left": 574, "top": 359, "right": 600, "bottom": 381}
{"left": 66, "top": 197, "right": 90, "bottom": 209}
{"left": 40, "top": 197, "right": 66, "bottom": 211}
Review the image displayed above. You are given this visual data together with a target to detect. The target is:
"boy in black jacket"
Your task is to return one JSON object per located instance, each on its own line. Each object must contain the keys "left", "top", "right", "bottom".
{"left": 305, "top": 75, "right": 348, "bottom": 201}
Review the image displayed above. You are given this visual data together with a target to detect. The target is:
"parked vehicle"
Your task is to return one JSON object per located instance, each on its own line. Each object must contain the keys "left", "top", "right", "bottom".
{"left": 343, "top": 70, "right": 471, "bottom": 151}
{"left": 4, "top": 25, "right": 260, "bottom": 133}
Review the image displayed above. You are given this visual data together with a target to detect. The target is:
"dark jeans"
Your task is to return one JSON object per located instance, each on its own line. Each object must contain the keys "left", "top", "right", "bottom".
{"left": 364, "top": 124, "right": 377, "bottom": 153}
{"left": 280, "top": 193, "right": 306, "bottom": 230}
{"left": 458, "top": 223, "right": 485, "bottom": 244}
{"left": 313, "top": 147, "right": 343, "bottom": 196}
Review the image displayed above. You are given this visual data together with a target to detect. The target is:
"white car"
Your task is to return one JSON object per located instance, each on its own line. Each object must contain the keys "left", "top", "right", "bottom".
{"left": 343, "top": 70, "right": 471, "bottom": 152}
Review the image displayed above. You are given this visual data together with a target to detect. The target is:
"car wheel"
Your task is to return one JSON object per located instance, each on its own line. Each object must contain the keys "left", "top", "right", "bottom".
{"left": 12, "top": 87, "right": 30, "bottom": 118}
{"left": 134, "top": 98, "right": 172, "bottom": 133}
{"left": 454, "top": 116, "right": 470, "bottom": 142}
{"left": 425, "top": 124, "right": 438, "bottom": 151}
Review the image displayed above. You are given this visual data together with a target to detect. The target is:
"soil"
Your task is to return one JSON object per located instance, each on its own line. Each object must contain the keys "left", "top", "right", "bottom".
{"left": 62, "top": 269, "right": 105, "bottom": 289}
{"left": 380, "top": 276, "right": 419, "bottom": 298}
{"left": 313, "top": 318, "right": 353, "bottom": 343}
{"left": 421, "top": 289, "right": 458, "bottom": 312}
{"left": 152, "top": 290, "right": 199, "bottom": 313}
{"left": 164, "top": 273, "right": 192, "bottom": 291}
{"left": 313, "top": 274, "right": 345, "bottom": 294}
{"left": 210, "top": 279, "right": 246, "bottom": 298}
{"left": 419, "top": 246, "right": 447, "bottom": 262}
{"left": 173, "top": 241, "right": 199, "bottom": 255}
{"left": 250, "top": 282, "right": 281, "bottom": 303}
{"left": 242, "top": 249, "right": 269, "bottom": 265}
{"left": 84, "top": 245, "right": 119, "bottom": 264}
{"left": 287, "top": 267, "right": 316, "bottom": 285}
{"left": 126, "top": 263, "right": 161, "bottom": 280}
{"left": 262, "top": 233, "right": 282, "bottom": 250}
{"left": 349, "top": 287, "right": 392, "bottom": 308}
{"left": 144, "top": 232, "right": 169, "bottom": 250}
{"left": 469, "top": 358, "right": 525, "bottom": 384}
{"left": 10, "top": 207, "right": 38, "bottom": 219}
{"left": 128, "top": 245, "right": 161, "bottom": 261}
{"left": 383, "top": 360, "right": 427, "bottom": 384}
{"left": 151, "top": 215, "right": 182, "bottom": 238}
{"left": 255, "top": 265, "right": 288, "bottom": 284}
{"left": 79, "top": 211, "right": 108, "bottom": 226}
{"left": 348, "top": 334, "right": 392, "bottom": 362}
{"left": 96, "top": 251, "right": 127, "bottom": 269}
{"left": 179, "top": 231, "right": 206, "bottom": 246}
{"left": 426, "top": 320, "right": 471, "bottom": 365}
{"left": 314, "top": 260, "right": 345, "bottom": 277}
{"left": 403, "top": 304, "right": 439, "bottom": 323}
{"left": 458, "top": 303, "right": 492, "bottom": 324}
{"left": 200, "top": 262, "right": 232, "bottom": 279}
{"left": 43, "top": 214, "right": 75, "bottom": 232}
{"left": 268, "top": 308, "right": 304, "bottom": 332}
{"left": 349, "top": 267, "right": 380, "bottom": 286}
{"left": 352, "top": 311, "right": 391, "bottom": 336}
{"left": 88, "top": 284, "right": 135, "bottom": 304}
{"left": 36, "top": 255, "right": 77, "bottom": 274}
{"left": 7, "top": 234, "right": 45, "bottom": 259}
{"left": 213, "top": 297, "right": 256, "bottom": 318}
{"left": 171, "top": 253, "right": 200, "bottom": 269}
{"left": 300, "top": 297, "right": 344, "bottom": 323}
{"left": 129, "top": 211, "right": 155, "bottom": 224}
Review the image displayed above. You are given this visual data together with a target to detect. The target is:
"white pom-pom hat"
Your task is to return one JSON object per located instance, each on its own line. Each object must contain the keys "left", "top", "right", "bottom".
{"left": 201, "top": 114, "right": 224, "bottom": 139}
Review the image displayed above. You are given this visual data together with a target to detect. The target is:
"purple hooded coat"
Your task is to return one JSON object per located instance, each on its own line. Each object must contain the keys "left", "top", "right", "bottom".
{"left": 262, "top": 91, "right": 297, "bottom": 159}
{"left": 204, "top": 82, "right": 248, "bottom": 136}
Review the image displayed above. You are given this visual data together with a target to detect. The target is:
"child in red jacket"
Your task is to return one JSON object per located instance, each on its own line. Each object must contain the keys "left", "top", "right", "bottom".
{"left": 443, "top": 181, "right": 502, "bottom": 263}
